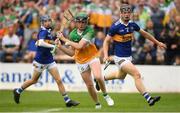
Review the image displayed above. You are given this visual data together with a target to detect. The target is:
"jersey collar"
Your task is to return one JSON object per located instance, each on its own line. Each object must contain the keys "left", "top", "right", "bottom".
{"left": 41, "top": 26, "right": 51, "bottom": 33}
{"left": 119, "top": 19, "right": 132, "bottom": 26}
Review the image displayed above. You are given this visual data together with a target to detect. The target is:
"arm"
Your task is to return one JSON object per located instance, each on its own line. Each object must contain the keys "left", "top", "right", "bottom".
{"left": 58, "top": 46, "right": 75, "bottom": 57}
{"left": 9, "top": 45, "right": 19, "bottom": 52}
{"left": 55, "top": 38, "right": 75, "bottom": 56}
{"left": 57, "top": 32, "right": 88, "bottom": 50}
{"left": 36, "top": 39, "right": 56, "bottom": 48}
{"left": 103, "top": 35, "right": 112, "bottom": 62}
{"left": 2, "top": 45, "right": 8, "bottom": 52}
{"left": 139, "top": 29, "right": 167, "bottom": 49}
{"left": 65, "top": 38, "right": 88, "bottom": 50}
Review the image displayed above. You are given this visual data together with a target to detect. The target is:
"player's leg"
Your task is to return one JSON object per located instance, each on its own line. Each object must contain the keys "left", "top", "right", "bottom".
{"left": 81, "top": 69, "right": 101, "bottom": 109}
{"left": 121, "top": 62, "right": 161, "bottom": 106}
{"left": 90, "top": 58, "right": 114, "bottom": 106}
{"left": 94, "top": 64, "right": 126, "bottom": 91}
{"left": 48, "top": 62, "right": 79, "bottom": 107}
{"left": 13, "top": 64, "right": 42, "bottom": 104}
{"left": 104, "top": 69, "right": 127, "bottom": 80}
{"left": 121, "top": 62, "right": 146, "bottom": 93}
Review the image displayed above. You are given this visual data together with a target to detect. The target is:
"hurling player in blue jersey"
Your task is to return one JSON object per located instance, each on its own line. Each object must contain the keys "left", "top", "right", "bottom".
{"left": 96, "top": 4, "right": 166, "bottom": 106}
{"left": 13, "top": 15, "right": 79, "bottom": 107}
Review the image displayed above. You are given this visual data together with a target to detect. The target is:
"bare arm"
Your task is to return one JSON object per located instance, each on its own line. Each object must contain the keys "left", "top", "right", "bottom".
{"left": 65, "top": 39, "right": 88, "bottom": 50}
{"left": 103, "top": 35, "right": 112, "bottom": 62}
{"left": 139, "top": 29, "right": 166, "bottom": 49}
{"left": 58, "top": 45, "right": 75, "bottom": 57}
{"left": 57, "top": 32, "right": 88, "bottom": 50}
{"left": 54, "top": 38, "right": 75, "bottom": 56}
{"left": 10, "top": 45, "right": 19, "bottom": 51}
{"left": 2, "top": 45, "right": 9, "bottom": 52}
{"left": 36, "top": 39, "right": 56, "bottom": 48}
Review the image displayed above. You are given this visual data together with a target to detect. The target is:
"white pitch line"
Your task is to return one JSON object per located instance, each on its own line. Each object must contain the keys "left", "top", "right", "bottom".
{"left": 38, "top": 108, "right": 63, "bottom": 112}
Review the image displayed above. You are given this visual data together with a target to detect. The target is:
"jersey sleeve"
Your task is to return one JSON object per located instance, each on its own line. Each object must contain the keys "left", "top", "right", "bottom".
{"left": 108, "top": 24, "right": 116, "bottom": 37}
{"left": 132, "top": 22, "right": 140, "bottom": 31}
{"left": 38, "top": 30, "right": 48, "bottom": 40}
{"left": 82, "top": 28, "right": 95, "bottom": 42}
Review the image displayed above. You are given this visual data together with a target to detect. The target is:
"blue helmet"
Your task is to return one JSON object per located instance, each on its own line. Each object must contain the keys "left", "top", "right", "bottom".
{"left": 40, "top": 15, "right": 51, "bottom": 23}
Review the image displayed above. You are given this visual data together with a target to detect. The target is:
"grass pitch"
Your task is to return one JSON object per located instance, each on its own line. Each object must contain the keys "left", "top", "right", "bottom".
{"left": 0, "top": 90, "right": 180, "bottom": 112}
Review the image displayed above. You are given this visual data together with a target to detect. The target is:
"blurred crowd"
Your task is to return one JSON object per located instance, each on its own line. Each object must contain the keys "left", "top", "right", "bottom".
{"left": 0, "top": 0, "right": 179, "bottom": 65}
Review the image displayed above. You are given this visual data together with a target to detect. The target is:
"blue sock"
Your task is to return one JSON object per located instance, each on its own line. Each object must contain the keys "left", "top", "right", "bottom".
{"left": 62, "top": 93, "right": 71, "bottom": 103}
{"left": 16, "top": 87, "right": 23, "bottom": 94}
{"left": 143, "top": 92, "right": 151, "bottom": 102}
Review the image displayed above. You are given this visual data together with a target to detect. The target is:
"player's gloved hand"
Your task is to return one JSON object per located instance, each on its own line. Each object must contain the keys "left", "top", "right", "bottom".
{"left": 54, "top": 38, "right": 61, "bottom": 48}
{"left": 103, "top": 56, "right": 111, "bottom": 70}
{"left": 103, "top": 56, "right": 110, "bottom": 64}
{"left": 50, "top": 45, "right": 57, "bottom": 56}
{"left": 35, "top": 41, "right": 39, "bottom": 46}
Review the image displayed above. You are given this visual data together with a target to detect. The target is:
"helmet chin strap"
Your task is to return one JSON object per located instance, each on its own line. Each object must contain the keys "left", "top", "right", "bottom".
{"left": 42, "top": 23, "right": 53, "bottom": 30}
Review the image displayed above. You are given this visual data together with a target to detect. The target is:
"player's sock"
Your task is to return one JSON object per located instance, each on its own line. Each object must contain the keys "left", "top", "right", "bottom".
{"left": 16, "top": 87, "right": 23, "bottom": 94}
{"left": 103, "top": 93, "right": 108, "bottom": 97}
{"left": 143, "top": 92, "right": 152, "bottom": 102}
{"left": 62, "top": 93, "right": 71, "bottom": 103}
{"left": 95, "top": 102, "right": 101, "bottom": 109}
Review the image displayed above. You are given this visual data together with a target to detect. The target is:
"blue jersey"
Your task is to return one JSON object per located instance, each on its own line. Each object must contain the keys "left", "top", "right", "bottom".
{"left": 34, "top": 26, "right": 54, "bottom": 64}
{"left": 108, "top": 20, "right": 140, "bottom": 57}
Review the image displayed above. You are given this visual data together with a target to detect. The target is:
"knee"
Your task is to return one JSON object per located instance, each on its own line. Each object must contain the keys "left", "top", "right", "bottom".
{"left": 95, "top": 76, "right": 102, "bottom": 82}
{"left": 86, "top": 83, "right": 94, "bottom": 89}
{"left": 133, "top": 72, "right": 141, "bottom": 80}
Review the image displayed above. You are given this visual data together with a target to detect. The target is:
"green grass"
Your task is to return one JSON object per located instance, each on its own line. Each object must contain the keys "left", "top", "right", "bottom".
{"left": 0, "top": 90, "right": 180, "bottom": 112}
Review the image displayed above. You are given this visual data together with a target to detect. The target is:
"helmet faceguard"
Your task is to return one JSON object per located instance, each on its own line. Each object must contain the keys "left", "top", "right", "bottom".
{"left": 74, "top": 13, "right": 89, "bottom": 23}
{"left": 40, "top": 15, "right": 52, "bottom": 29}
{"left": 40, "top": 15, "right": 52, "bottom": 24}
{"left": 74, "top": 13, "right": 89, "bottom": 30}
{"left": 120, "top": 4, "right": 132, "bottom": 13}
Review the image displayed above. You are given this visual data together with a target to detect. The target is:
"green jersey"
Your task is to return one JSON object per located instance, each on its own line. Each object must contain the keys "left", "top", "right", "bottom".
{"left": 69, "top": 26, "right": 95, "bottom": 43}
{"left": 69, "top": 26, "right": 98, "bottom": 64}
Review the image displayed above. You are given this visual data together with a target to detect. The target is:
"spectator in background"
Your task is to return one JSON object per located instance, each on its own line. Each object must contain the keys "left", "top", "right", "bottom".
{"left": 0, "top": 4, "right": 17, "bottom": 26}
{"left": 96, "top": 0, "right": 113, "bottom": 34}
{"left": 134, "top": 0, "right": 151, "bottom": 29}
{"left": 132, "top": 12, "right": 145, "bottom": 63}
{"left": 163, "top": 14, "right": 179, "bottom": 65}
{"left": 0, "top": 24, "right": 20, "bottom": 62}
{"left": 94, "top": 31, "right": 105, "bottom": 62}
{"left": 173, "top": 15, "right": 180, "bottom": 65}
{"left": 138, "top": 41, "right": 156, "bottom": 64}
{"left": 20, "top": 0, "right": 39, "bottom": 48}
{"left": 150, "top": 1, "right": 165, "bottom": 41}
{"left": 22, "top": 31, "right": 37, "bottom": 63}
{"left": 163, "top": 0, "right": 180, "bottom": 26}
{"left": 0, "top": 4, "right": 18, "bottom": 35}
{"left": 86, "top": 0, "right": 100, "bottom": 26}
{"left": 44, "top": 0, "right": 60, "bottom": 15}
{"left": 109, "top": 0, "right": 121, "bottom": 21}
{"left": 137, "top": 19, "right": 156, "bottom": 64}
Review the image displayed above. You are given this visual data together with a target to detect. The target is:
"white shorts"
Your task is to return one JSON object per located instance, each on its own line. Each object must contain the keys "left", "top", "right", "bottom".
{"left": 113, "top": 56, "right": 132, "bottom": 69}
{"left": 76, "top": 57, "right": 100, "bottom": 73}
{"left": 32, "top": 60, "right": 57, "bottom": 72}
